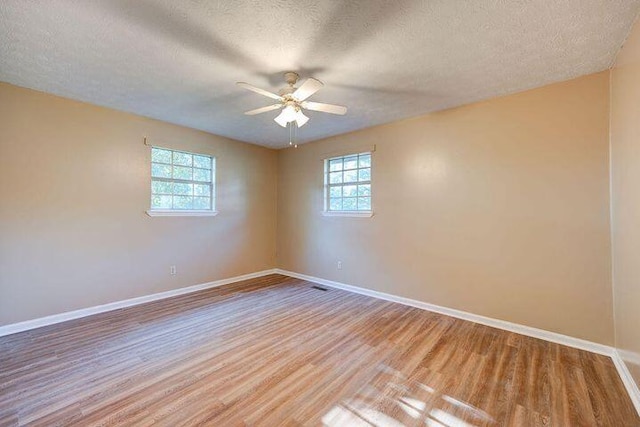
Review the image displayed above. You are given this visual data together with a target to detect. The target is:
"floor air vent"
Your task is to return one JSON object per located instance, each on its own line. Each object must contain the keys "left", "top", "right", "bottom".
{"left": 311, "top": 285, "right": 329, "bottom": 291}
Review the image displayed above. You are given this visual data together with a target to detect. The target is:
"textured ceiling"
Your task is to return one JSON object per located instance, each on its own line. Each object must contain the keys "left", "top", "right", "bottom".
{"left": 1, "top": 1, "right": 639, "bottom": 148}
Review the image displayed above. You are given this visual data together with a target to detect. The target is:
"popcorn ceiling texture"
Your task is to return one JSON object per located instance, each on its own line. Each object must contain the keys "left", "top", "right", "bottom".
{"left": 0, "top": 0, "right": 638, "bottom": 148}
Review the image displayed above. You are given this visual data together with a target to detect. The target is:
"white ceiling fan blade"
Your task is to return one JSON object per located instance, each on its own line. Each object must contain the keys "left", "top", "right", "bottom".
{"left": 236, "top": 82, "right": 282, "bottom": 100}
{"left": 301, "top": 101, "right": 347, "bottom": 115}
{"left": 244, "top": 104, "right": 282, "bottom": 115}
{"left": 292, "top": 78, "right": 324, "bottom": 102}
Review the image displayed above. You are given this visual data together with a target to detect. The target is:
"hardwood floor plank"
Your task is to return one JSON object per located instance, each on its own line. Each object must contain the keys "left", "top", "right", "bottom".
{"left": 0, "top": 274, "right": 637, "bottom": 426}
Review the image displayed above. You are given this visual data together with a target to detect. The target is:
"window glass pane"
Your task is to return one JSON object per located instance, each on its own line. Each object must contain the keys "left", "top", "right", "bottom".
{"left": 358, "top": 184, "right": 371, "bottom": 196}
{"left": 324, "top": 152, "right": 373, "bottom": 213}
{"left": 358, "top": 154, "right": 371, "bottom": 168}
{"left": 343, "top": 197, "right": 357, "bottom": 210}
{"left": 344, "top": 170, "right": 358, "bottom": 183}
{"left": 150, "top": 148, "right": 215, "bottom": 212}
{"left": 151, "top": 195, "right": 172, "bottom": 209}
{"left": 329, "top": 158, "right": 343, "bottom": 172}
{"left": 193, "top": 168, "right": 212, "bottom": 182}
{"left": 152, "top": 180, "right": 173, "bottom": 194}
{"left": 343, "top": 185, "right": 357, "bottom": 197}
{"left": 152, "top": 148, "right": 172, "bottom": 164}
{"left": 329, "top": 172, "right": 342, "bottom": 184}
{"left": 358, "top": 197, "right": 371, "bottom": 211}
{"left": 358, "top": 168, "right": 371, "bottom": 182}
{"left": 343, "top": 156, "right": 358, "bottom": 170}
{"left": 173, "top": 151, "right": 192, "bottom": 166}
{"left": 329, "top": 198, "right": 342, "bottom": 211}
{"left": 173, "top": 166, "right": 193, "bottom": 180}
{"left": 193, "top": 155, "right": 211, "bottom": 169}
{"left": 173, "top": 195, "right": 194, "bottom": 210}
{"left": 194, "top": 183, "right": 210, "bottom": 196}
{"left": 173, "top": 183, "right": 192, "bottom": 195}
{"left": 152, "top": 164, "right": 172, "bottom": 178}
{"left": 193, "top": 197, "right": 211, "bottom": 210}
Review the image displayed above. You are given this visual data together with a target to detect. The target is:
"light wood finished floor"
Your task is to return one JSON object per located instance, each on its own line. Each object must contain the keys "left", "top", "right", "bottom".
{"left": 0, "top": 274, "right": 638, "bottom": 426}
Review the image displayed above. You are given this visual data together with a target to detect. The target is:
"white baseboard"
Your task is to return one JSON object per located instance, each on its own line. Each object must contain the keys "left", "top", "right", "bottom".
{"left": 0, "top": 268, "right": 278, "bottom": 337}
{"left": 276, "top": 269, "right": 613, "bottom": 356}
{"left": 612, "top": 350, "right": 640, "bottom": 415}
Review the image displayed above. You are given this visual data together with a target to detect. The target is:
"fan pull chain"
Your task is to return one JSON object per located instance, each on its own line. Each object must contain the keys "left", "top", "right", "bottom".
{"left": 289, "top": 122, "right": 293, "bottom": 146}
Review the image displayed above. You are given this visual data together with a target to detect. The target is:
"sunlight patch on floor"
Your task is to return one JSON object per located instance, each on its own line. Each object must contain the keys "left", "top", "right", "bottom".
{"left": 322, "top": 364, "right": 495, "bottom": 427}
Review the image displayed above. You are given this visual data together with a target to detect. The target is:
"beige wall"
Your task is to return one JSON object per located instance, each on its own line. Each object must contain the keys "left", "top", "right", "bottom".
{"left": 0, "top": 83, "right": 277, "bottom": 325}
{"left": 611, "top": 17, "right": 640, "bottom": 387}
{"left": 277, "top": 72, "right": 614, "bottom": 345}
{"left": 0, "top": 71, "right": 619, "bottom": 348}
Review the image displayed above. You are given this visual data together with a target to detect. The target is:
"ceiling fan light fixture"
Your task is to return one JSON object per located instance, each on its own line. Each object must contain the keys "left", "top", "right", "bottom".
{"left": 274, "top": 104, "right": 298, "bottom": 127}
{"left": 283, "top": 104, "right": 298, "bottom": 120}
{"left": 275, "top": 104, "right": 309, "bottom": 128}
{"left": 274, "top": 112, "right": 289, "bottom": 128}
{"left": 295, "top": 110, "right": 309, "bottom": 127}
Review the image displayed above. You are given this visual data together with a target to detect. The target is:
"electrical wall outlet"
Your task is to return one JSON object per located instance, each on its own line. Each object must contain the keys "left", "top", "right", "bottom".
{"left": 170, "top": 265, "right": 177, "bottom": 275}
{"left": 337, "top": 261, "right": 342, "bottom": 270}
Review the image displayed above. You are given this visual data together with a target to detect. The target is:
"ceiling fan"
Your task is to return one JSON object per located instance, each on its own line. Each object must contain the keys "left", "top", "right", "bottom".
{"left": 237, "top": 72, "right": 347, "bottom": 128}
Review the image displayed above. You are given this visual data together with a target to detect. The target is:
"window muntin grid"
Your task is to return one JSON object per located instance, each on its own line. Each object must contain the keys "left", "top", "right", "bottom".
{"left": 150, "top": 147, "right": 215, "bottom": 211}
{"left": 324, "top": 152, "right": 372, "bottom": 212}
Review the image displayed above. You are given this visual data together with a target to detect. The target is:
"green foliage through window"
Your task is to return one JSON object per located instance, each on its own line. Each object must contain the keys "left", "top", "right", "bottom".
{"left": 324, "top": 152, "right": 372, "bottom": 212}
{"left": 150, "top": 147, "right": 215, "bottom": 211}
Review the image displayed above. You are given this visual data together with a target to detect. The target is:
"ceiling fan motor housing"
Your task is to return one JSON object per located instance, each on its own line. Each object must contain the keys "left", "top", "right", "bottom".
{"left": 279, "top": 86, "right": 296, "bottom": 97}
{"left": 284, "top": 71, "right": 299, "bottom": 86}
{"left": 280, "top": 72, "right": 300, "bottom": 97}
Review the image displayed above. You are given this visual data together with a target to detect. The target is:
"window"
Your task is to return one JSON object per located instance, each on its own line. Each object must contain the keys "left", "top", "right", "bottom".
{"left": 324, "top": 152, "right": 372, "bottom": 215}
{"left": 147, "top": 147, "right": 216, "bottom": 216}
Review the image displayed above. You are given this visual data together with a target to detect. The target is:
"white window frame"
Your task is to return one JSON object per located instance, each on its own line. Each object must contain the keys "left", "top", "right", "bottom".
{"left": 146, "top": 146, "right": 218, "bottom": 217}
{"left": 323, "top": 151, "right": 373, "bottom": 218}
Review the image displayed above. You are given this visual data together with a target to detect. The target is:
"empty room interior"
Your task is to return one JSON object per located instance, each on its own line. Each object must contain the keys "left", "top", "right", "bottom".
{"left": 2, "top": 1, "right": 640, "bottom": 425}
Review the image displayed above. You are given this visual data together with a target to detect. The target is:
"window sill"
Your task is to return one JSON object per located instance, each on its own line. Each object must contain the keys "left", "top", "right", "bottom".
{"left": 146, "top": 210, "right": 219, "bottom": 217}
{"left": 322, "top": 211, "right": 374, "bottom": 218}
